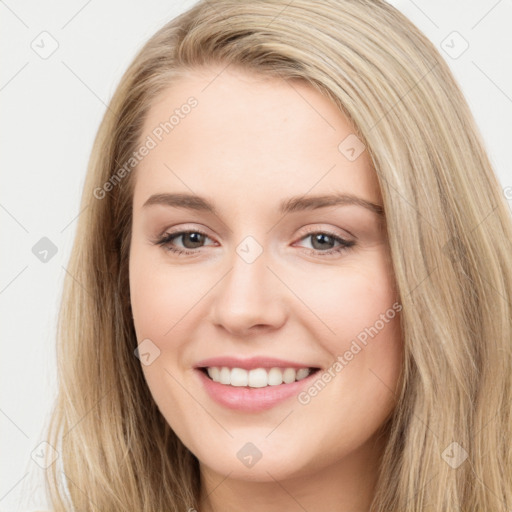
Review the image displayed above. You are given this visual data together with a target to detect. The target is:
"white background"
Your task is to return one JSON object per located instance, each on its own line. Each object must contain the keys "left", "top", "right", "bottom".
{"left": 1, "top": 1, "right": 511, "bottom": 510}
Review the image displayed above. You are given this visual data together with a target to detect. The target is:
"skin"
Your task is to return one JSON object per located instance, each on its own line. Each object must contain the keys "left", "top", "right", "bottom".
{"left": 129, "top": 65, "right": 403, "bottom": 512}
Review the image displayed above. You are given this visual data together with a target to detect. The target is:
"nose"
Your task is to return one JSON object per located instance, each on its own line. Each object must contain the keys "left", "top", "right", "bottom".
{"left": 209, "top": 246, "right": 287, "bottom": 337}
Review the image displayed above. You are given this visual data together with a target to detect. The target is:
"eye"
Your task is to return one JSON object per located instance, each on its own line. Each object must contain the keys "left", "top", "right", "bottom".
{"left": 153, "top": 227, "right": 356, "bottom": 257}
{"left": 294, "top": 228, "right": 355, "bottom": 257}
{"left": 154, "top": 229, "right": 215, "bottom": 256}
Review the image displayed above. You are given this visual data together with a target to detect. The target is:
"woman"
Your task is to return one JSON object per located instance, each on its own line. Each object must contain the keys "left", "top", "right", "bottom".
{"left": 43, "top": 0, "right": 512, "bottom": 510}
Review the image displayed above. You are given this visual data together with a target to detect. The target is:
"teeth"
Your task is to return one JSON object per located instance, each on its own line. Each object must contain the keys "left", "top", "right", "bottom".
{"left": 296, "top": 368, "right": 310, "bottom": 380}
{"left": 248, "top": 368, "right": 267, "bottom": 388}
{"left": 268, "top": 367, "right": 283, "bottom": 386}
{"left": 231, "top": 368, "right": 248, "bottom": 387}
{"left": 205, "top": 366, "right": 314, "bottom": 387}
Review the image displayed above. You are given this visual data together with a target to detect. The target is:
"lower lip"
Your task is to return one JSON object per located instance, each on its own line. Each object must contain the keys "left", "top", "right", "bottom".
{"left": 195, "top": 368, "right": 319, "bottom": 412}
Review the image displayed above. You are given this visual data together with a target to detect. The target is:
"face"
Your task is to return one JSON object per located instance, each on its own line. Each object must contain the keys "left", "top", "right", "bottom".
{"left": 129, "top": 65, "right": 403, "bottom": 485}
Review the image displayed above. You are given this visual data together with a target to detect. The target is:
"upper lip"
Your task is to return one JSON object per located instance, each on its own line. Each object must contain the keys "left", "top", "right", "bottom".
{"left": 194, "top": 356, "right": 321, "bottom": 371}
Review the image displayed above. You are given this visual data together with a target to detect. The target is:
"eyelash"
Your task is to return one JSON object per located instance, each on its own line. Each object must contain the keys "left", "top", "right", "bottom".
{"left": 153, "top": 227, "right": 355, "bottom": 258}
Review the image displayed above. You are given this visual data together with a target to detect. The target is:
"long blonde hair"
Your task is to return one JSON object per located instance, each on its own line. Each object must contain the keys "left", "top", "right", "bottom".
{"left": 44, "top": 0, "right": 512, "bottom": 510}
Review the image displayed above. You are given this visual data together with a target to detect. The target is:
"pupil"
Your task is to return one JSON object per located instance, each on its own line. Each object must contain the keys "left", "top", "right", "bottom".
{"left": 312, "top": 233, "right": 334, "bottom": 250}
{"left": 183, "top": 232, "right": 204, "bottom": 248}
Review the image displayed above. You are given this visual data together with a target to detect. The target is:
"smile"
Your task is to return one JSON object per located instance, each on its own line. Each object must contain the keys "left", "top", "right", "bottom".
{"left": 194, "top": 363, "right": 322, "bottom": 412}
{"left": 201, "top": 366, "right": 317, "bottom": 387}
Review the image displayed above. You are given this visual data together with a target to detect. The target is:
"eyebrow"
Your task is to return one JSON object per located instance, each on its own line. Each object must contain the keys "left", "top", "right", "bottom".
{"left": 142, "top": 192, "right": 384, "bottom": 216}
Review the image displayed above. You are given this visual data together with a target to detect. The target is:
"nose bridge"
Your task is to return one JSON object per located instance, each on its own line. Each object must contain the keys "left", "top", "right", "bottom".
{"left": 210, "top": 234, "right": 286, "bottom": 333}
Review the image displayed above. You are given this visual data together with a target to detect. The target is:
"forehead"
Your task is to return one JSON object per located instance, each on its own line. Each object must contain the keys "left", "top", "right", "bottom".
{"left": 132, "top": 66, "right": 380, "bottom": 210}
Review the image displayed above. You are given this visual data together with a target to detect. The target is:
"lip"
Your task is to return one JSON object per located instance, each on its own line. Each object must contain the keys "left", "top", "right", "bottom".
{"left": 194, "top": 355, "right": 320, "bottom": 371}
{"left": 194, "top": 366, "right": 321, "bottom": 412}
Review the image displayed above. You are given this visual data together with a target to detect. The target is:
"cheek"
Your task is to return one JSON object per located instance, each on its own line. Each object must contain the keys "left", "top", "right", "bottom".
{"left": 290, "top": 251, "right": 398, "bottom": 344}
{"left": 129, "top": 252, "right": 198, "bottom": 425}
{"left": 129, "top": 249, "right": 206, "bottom": 343}
{"left": 292, "top": 249, "right": 402, "bottom": 404}
{"left": 130, "top": 244, "right": 399, "bottom": 352}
